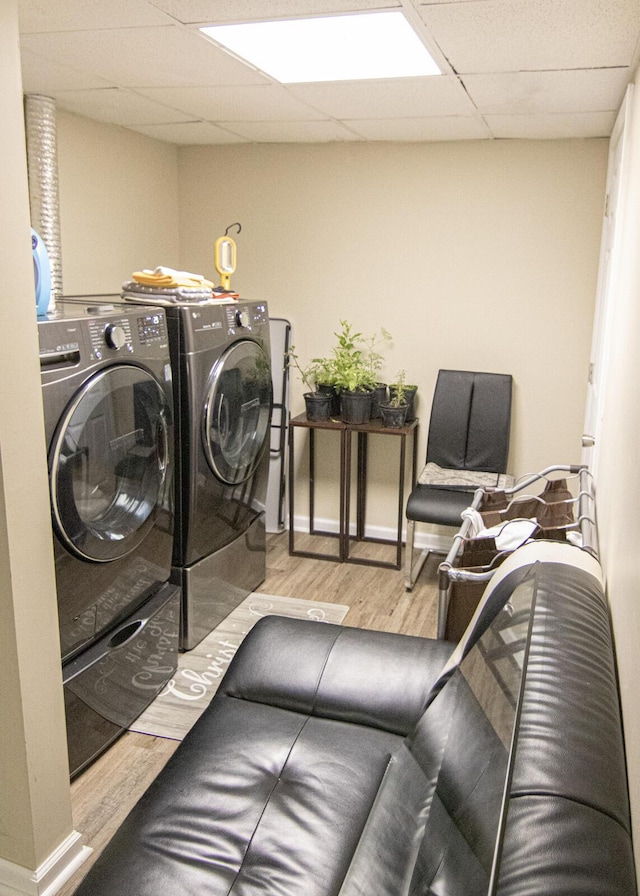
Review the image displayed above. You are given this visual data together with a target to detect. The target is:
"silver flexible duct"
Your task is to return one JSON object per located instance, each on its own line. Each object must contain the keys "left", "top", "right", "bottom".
{"left": 24, "top": 94, "right": 63, "bottom": 306}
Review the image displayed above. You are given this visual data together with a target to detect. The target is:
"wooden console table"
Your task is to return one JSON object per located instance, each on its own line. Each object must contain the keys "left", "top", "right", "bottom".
{"left": 288, "top": 413, "right": 419, "bottom": 569}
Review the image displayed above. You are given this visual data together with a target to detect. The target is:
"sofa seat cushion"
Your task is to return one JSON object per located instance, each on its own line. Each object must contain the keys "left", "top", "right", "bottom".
{"left": 76, "top": 691, "right": 405, "bottom": 896}
{"left": 74, "top": 618, "right": 456, "bottom": 896}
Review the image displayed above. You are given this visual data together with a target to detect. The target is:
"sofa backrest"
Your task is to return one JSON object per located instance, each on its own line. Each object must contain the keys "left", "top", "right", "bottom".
{"left": 340, "top": 562, "right": 538, "bottom": 896}
{"left": 340, "top": 544, "right": 637, "bottom": 896}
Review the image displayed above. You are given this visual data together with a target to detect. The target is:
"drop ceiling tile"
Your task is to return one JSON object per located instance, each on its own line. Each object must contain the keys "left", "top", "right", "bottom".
{"left": 288, "top": 76, "right": 474, "bottom": 119}
{"left": 17, "top": 0, "right": 173, "bottom": 32}
{"left": 345, "top": 115, "right": 490, "bottom": 141}
{"left": 137, "top": 85, "right": 324, "bottom": 120}
{"left": 51, "top": 88, "right": 196, "bottom": 126}
{"left": 19, "top": 26, "right": 268, "bottom": 89}
{"left": 463, "top": 68, "right": 631, "bottom": 115}
{"left": 216, "top": 119, "right": 362, "bottom": 142}
{"left": 419, "top": 0, "right": 640, "bottom": 73}
{"left": 15, "top": 0, "right": 640, "bottom": 144}
{"left": 130, "top": 121, "right": 248, "bottom": 144}
{"left": 152, "top": 0, "right": 401, "bottom": 26}
{"left": 485, "top": 110, "right": 617, "bottom": 139}
{"left": 20, "top": 48, "right": 112, "bottom": 92}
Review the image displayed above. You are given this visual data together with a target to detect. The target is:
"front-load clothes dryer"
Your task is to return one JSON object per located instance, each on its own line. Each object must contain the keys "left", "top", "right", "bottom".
{"left": 39, "top": 300, "right": 180, "bottom": 776}
{"left": 165, "top": 300, "right": 272, "bottom": 650}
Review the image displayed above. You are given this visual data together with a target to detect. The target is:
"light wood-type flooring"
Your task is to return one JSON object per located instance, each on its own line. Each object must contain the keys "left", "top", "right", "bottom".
{"left": 58, "top": 531, "right": 441, "bottom": 895}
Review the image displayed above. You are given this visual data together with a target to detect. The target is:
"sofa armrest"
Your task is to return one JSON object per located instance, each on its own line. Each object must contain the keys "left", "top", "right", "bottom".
{"left": 219, "top": 615, "right": 455, "bottom": 736}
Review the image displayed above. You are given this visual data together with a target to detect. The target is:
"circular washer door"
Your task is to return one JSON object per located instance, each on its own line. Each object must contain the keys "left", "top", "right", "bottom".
{"left": 50, "top": 365, "right": 170, "bottom": 562}
{"left": 202, "top": 339, "right": 272, "bottom": 485}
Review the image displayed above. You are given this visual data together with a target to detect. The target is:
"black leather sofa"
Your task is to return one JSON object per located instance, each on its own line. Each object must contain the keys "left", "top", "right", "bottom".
{"left": 74, "top": 541, "right": 637, "bottom": 896}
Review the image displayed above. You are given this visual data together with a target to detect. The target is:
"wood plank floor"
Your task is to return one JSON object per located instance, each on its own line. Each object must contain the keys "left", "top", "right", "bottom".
{"left": 58, "top": 531, "right": 441, "bottom": 895}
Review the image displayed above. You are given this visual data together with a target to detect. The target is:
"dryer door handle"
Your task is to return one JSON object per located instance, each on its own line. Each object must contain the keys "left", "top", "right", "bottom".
{"left": 157, "top": 411, "right": 170, "bottom": 479}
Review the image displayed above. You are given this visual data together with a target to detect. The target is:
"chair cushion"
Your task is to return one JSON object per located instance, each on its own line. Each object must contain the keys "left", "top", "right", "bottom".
{"left": 417, "top": 463, "right": 514, "bottom": 489}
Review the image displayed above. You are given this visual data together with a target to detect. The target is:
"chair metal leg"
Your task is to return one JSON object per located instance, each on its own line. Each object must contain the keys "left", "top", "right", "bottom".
{"left": 437, "top": 583, "right": 450, "bottom": 640}
{"left": 404, "top": 518, "right": 416, "bottom": 590}
{"left": 405, "top": 518, "right": 431, "bottom": 591}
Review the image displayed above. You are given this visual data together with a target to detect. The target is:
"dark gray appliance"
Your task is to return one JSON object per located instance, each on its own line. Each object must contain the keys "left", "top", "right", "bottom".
{"left": 165, "top": 301, "right": 272, "bottom": 650}
{"left": 39, "top": 300, "right": 180, "bottom": 777}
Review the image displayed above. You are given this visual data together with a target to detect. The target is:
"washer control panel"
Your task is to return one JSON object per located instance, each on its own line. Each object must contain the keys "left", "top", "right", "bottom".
{"left": 81, "top": 311, "right": 167, "bottom": 359}
{"left": 38, "top": 303, "right": 170, "bottom": 374}
{"left": 89, "top": 317, "right": 133, "bottom": 358}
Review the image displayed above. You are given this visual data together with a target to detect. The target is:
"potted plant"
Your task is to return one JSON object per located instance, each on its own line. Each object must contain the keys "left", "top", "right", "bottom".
{"left": 389, "top": 375, "right": 417, "bottom": 421}
{"left": 285, "top": 346, "right": 332, "bottom": 421}
{"left": 380, "top": 369, "right": 409, "bottom": 427}
{"left": 331, "top": 321, "right": 376, "bottom": 424}
{"left": 311, "top": 355, "right": 341, "bottom": 416}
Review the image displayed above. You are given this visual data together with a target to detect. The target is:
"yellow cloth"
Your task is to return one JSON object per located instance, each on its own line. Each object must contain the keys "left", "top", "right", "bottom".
{"left": 132, "top": 266, "right": 214, "bottom": 290}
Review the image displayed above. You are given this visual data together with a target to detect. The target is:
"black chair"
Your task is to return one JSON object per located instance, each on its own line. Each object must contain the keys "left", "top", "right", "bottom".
{"left": 404, "top": 369, "right": 513, "bottom": 597}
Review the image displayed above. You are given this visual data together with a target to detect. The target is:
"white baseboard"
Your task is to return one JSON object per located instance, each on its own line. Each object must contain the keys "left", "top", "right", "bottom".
{"left": 0, "top": 831, "right": 92, "bottom": 896}
{"left": 291, "top": 514, "right": 451, "bottom": 555}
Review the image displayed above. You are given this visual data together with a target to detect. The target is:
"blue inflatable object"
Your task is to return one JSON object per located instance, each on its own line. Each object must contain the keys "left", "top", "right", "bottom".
{"left": 32, "top": 227, "right": 52, "bottom": 316}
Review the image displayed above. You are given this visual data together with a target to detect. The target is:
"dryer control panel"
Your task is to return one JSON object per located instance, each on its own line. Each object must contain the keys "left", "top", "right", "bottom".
{"left": 137, "top": 311, "right": 167, "bottom": 345}
{"left": 225, "top": 302, "right": 268, "bottom": 334}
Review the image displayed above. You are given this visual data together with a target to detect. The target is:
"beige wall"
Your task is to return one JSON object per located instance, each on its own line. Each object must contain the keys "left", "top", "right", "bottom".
{"left": 0, "top": 0, "right": 75, "bottom": 880}
{"left": 178, "top": 140, "right": 607, "bottom": 531}
{"left": 56, "top": 111, "right": 180, "bottom": 296}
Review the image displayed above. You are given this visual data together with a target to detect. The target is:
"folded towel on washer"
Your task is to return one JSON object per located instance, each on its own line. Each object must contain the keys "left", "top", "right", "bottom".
{"left": 131, "top": 266, "right": 215, "bottom": 291}
{"left": 122, "top": 281, "right": 213, "bottom": 303}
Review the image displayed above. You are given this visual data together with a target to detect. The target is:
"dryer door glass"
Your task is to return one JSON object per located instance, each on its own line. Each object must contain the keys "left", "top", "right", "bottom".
{"left": 50, "top": 365, "right": 170, "bottom": 562}
{"left": 203, "top": 339, "right": 272, "bottom": 485}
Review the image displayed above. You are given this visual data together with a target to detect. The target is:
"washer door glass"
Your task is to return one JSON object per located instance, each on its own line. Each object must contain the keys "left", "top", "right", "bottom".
{"left": 50, "top": 365, "right": 169, "bottom": 562}
{"left": 203, "top": 340, "right": 272, "bottom": 485}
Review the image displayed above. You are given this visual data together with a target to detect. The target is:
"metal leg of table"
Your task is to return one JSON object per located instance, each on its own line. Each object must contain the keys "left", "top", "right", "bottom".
{"left": 345, "top": 428, "right": 410, "bottom": 570}
{"left": 288, "top": 422, "right": 344, "bottom": 562}
{"left": 356, "top": 432, "right": 367, "bottom": 540}
{"left": 395, "top": 431, "right": 407, "bottom": 568}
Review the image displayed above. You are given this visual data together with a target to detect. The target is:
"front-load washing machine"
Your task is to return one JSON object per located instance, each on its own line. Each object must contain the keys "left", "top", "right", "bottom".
{"left": 39, "top": 300, "right": 180, "bottom": 776}
{"left": 165, "top": 300, "right": 272, "bottom": 649}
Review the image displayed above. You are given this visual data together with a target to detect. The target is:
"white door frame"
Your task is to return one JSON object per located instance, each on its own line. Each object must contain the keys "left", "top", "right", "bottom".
{"left": 583, "top": 85, "right": 634, "bottom": 473}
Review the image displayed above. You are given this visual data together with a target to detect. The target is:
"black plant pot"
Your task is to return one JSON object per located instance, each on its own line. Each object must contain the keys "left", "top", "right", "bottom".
{"left": 379, "top": 402, "right": 408, "bottom": 428}
{"left": 304, "top": 391, "right": 332, "bottom": 422}
{"left": 317, "top": 382, "right": 341, "bottom": 417}
{"left": 340, "top": 389, "right": 372, "bottom": 425}
{"left": 370, "top": 383, "right": 388, "bottom": 419}
{"left": 389, "top": 385, "right": 417, "bottom": 421}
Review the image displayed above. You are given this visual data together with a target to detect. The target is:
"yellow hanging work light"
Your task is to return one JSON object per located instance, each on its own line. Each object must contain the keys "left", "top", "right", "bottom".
{"left": 214, "top": 223, "right": 240, "bottom": 291}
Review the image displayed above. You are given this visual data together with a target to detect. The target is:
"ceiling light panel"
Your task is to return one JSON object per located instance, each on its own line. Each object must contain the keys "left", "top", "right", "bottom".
{"left": 200, "top": 12, "right": 441, "bottom": 83}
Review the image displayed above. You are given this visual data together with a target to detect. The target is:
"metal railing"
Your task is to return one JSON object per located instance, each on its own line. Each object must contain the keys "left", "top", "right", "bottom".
{"left": 436, "top": 465, "right": 597, "bottom": 639}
